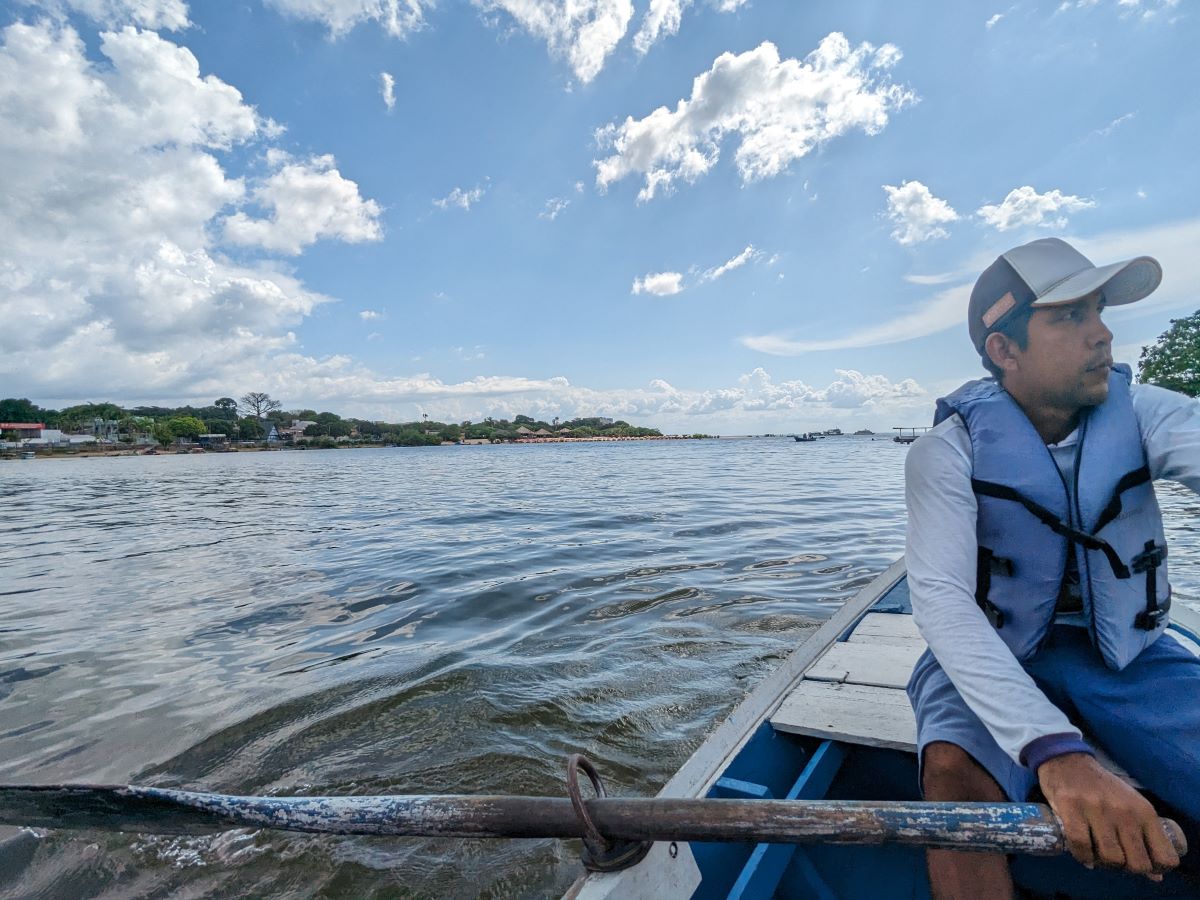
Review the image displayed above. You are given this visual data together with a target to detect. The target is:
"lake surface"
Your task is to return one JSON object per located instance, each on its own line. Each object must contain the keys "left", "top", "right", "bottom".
{"left": 2, "top": 438, "right": 1198, "bottom": 898}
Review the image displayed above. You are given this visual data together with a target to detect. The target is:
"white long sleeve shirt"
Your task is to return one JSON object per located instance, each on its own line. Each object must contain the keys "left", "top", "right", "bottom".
{"left": 905, "top": 382, "right": 1200, "bottom": 766}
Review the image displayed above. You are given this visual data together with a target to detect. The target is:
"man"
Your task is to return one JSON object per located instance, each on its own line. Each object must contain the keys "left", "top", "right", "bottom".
{"left": 904, "top": 237, "right": 1200, "bottom": 898}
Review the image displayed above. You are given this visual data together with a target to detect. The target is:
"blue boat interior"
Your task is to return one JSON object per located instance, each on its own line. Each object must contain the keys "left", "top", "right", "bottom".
{"left": 686, "top": 577, "right": 1200, "bottom": 900}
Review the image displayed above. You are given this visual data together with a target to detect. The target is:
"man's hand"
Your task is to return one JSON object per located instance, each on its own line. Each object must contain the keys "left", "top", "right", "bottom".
{"left": 1038, "top": 752, "right": 1180, "bottom": 880}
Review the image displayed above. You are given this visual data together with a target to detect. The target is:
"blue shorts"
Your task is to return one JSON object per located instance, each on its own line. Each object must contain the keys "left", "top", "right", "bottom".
{"left": 907, "top": 625, "right": 1200, "bottom": 827}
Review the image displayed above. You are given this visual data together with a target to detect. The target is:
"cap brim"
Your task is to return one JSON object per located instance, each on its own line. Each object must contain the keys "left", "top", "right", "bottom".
{"left": 1031, "top": 255, "right": 1162, "bottom": 308}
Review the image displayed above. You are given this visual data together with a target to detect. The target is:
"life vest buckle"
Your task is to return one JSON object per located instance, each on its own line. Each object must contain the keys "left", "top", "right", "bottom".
{"left": 1135, "top": 606, "right": 1168, "bottom": 631}
{"left": 981, "top": 599, "right": 1005, "bottom": 629}
{"left": 1131, "top": 542, "right": 1165, "bottom": 574}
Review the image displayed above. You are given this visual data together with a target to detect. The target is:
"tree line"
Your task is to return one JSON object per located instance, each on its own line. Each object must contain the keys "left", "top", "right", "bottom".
{"left": 0, "top": 392, "right": 663, "bottom": 446}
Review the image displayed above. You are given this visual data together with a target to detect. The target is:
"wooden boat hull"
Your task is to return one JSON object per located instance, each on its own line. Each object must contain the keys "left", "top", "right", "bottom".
{"left": 568, "top": 559, "right": 1200, "bottom": 899}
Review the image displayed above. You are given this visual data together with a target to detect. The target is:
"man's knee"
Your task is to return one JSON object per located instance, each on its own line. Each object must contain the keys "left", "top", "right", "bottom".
{"left": 922, "top": 742, "right": 1006, "bottom": 801}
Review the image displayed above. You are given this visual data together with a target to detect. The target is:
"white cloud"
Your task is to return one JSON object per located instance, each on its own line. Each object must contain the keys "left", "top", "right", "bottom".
{"left": 632, "top": 0, "right": 689, "bottom": 55}
{"left": 1058, "top": 0, "right": 1178, "bottom": 18}
{"left": 701, "top": 244, "right": 761, "bottom": 281}
{"left": 380, "top": 71, "right": 396, "bottom": 110}
{"left": 1090, "top": 111, "right": 1134, "bottom": 138}
{"left": 264, "top": 0, "right": 430, "bottom": 37}
{"left": 985, "top": 12, "right": 1004, "bottom": 27}
{"left": 223, "top": 153, "right": 383, "bottom": 254}
{"left": 475, "top": 0, "right": 634, "bottom": 84}
{"left": 594, "top": 35, "right": 915, "bottom": 202}
{"left": 360, "top": 309, "right": 383, "bottom": 320}
{"left": 976, "top": 185, "right": 1096, "bottom": 231}
{"left": 433, "top": 184, "right": 486, "bottom": 211}
{"left": 26, "top": 0, "right": 190, "bottom": 29}
{"left": 632, "top": 271, "right": 683, "bottom": 295}
{"left": 903, "top": 271, "right": 959, "bottom": 285}
{"left": 0, "top": 21, "right": 373, "bottom": 400}
{"left": 742, "top": 283, "right": 970, "bottom": 355}
{"left": 539, "top": 196, "right": 570, "bottom": 220}
{"left": 883, "top": 180, "right": 959, "bottom": 245}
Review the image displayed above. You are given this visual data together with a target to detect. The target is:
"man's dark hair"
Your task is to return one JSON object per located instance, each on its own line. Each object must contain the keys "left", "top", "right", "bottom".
{"left": 980, "top": 307, "right": 1032, "bottom": 381}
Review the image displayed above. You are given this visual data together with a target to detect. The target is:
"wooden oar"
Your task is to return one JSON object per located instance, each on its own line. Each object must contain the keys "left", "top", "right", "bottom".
{"left": 0, "top": 785, "right": 1187, "bottom": 858}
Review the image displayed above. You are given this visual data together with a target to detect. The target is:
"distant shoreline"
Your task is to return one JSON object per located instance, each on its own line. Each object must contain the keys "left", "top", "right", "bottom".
{"left": 4, "top": 433, "right": 716, "bottom": 460}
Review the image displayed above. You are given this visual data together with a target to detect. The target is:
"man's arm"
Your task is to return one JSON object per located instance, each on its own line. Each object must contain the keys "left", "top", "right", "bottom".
{"left": 905, "top": 420, "right": 1086, "bottom": 764}
{"left": 1134, "top": 383, "right": 1200, "bottom": 489}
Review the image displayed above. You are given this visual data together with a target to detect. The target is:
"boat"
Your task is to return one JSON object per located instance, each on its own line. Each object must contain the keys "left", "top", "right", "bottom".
{"left": 793, "top": 433, "right": 818, "bottom": 442}
{"left": 566, "top": 559, "right": 1200, "bottom": 899}
{"left": 823, "top": 428, "right": 843, "bottom": 436}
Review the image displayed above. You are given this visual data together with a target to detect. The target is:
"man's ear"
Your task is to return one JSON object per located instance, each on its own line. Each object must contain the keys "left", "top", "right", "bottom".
{"left": 984, "top": 332, "right": 1020, "bottom": 375}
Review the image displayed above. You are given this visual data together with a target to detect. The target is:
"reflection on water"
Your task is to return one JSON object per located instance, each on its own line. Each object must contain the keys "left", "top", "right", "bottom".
{"left": 1, "top": 438, "right": 1196, "bottom": 898}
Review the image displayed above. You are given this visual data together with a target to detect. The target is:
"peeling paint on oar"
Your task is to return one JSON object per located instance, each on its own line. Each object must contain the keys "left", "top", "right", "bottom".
{"left": 0, "top": 785, "right": 1187, "bottom": 857}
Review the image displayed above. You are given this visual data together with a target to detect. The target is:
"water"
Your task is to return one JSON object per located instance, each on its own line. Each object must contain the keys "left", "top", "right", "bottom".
{"left": 0, "top": 438, "right": 1196, "bottom": 898}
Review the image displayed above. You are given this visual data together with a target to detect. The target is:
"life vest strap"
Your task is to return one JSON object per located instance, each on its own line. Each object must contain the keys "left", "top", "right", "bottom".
{"left": 1092, "top": 465, "right": 1152, "bottom": 534}
{"left": 971, "top": 478, "right": 1132, "bottom": 579}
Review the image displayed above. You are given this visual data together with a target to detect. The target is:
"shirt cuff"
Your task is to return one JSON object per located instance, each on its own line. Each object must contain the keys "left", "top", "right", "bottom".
{"left": 1020, "top": 733, "right": 1094, "bottom": 772}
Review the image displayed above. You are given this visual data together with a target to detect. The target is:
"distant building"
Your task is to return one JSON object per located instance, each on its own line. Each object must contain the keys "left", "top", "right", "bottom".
{"left": 90, "top": 418, "right": 120, "bottom": 442}
{"left": 197, "top": 433, "right": 229, "bottom": 448}
{"left": 1, "top": 422, "right": 43, "bottom": 440}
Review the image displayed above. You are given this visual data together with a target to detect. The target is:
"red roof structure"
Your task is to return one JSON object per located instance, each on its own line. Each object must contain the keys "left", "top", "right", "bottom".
{"left": 1, "top": 423, "right": 44, "bottom": 429}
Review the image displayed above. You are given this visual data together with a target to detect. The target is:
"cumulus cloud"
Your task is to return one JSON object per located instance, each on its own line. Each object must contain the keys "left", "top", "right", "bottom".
{"left": 264, "top": 0, "right": 429, "bottom": 37}
{"left": 360, "top": 309, "right": 383, "bottom": 320}
{"left": 0, "top": 20, "right": 381, "bottom": 399}
{"left": 475, "top": 0, "right": 634, "bottom": 84}
{"left": 985, "top": 12, "right": 1004, "bottom": 27}
{"left": 25, "top": 0, "right": 190, "bottom": 29}
{"left": 594, "top": 35, "right": 915, "bottom": 202}
{"left": 539, "top": 196, "right": 570, "bottom": 220}
{"left": 701, "top": 244, "right": 761, "bottom": 281}
{"left": 380, "top": 71, "right": 396, "bottom": 110}
{"left": 433, "top": 184, "right": 486, "bottom": 211}
{"left": 883, "top": 180, "right": 959, "bottom": 245}
{"left": 632, "top": 0, "right": 689, "bottom": 55}
{"left": 223, "top": 152, "right": 383, "bottom": 254}
{"left": 631, "top": 271, "right": 683, "bottom": 295}
{"left": 976, "top": 185, "right": 1095, "bottom": 231}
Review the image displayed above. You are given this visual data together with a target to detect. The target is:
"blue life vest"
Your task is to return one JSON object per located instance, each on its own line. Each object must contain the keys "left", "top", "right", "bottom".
{"left": 934, "top": 364, "right": 1169, "bottom": 671}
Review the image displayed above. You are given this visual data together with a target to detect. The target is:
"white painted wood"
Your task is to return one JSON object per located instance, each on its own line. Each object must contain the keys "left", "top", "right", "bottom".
{"left": 846, "top": 612, "right": 924, "bottom": 648}
{"left": 1167, "top": 627, "right": 1200, "bottom": 657}
{"left": 563, "top": 840, "right": 701, "bottom": 900}
{"left": 771, "top": 680, "right": 917, "bottom": 752}
{"left": 804, "top": 640, "right": 925, "bottom": 690}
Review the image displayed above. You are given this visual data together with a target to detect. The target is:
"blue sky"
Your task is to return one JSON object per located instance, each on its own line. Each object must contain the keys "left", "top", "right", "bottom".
{"left": 1, "top": 0, "right": 1196, "bottom": 433}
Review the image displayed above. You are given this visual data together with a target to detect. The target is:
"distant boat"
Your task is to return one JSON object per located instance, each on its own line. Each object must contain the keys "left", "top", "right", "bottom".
{"left": 853, "top": 429, "right": 874, "bottom": 436}
{"left": 792, "top": 433, "right": 818, "bottom": 442}
{"left": 822, "top": 428, "right": 843, "bottom": 436}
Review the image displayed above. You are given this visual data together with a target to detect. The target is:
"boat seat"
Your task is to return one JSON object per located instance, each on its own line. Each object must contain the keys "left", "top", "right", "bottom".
{"left": 770, "top": 613, "right": 1200, "bottom": 784}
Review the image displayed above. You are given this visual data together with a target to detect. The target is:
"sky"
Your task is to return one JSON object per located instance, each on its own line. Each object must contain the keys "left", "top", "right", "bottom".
{"left": 1, "top": 0, "right": 1197, "bottom": 434}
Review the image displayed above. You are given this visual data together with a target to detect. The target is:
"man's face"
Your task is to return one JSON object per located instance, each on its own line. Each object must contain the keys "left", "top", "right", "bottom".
{"left": 1008, "top": 292, "right": 1113, "bottom": 411}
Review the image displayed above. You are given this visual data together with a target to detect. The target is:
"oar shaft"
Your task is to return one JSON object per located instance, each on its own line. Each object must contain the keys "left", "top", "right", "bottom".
{"left": 0, "top": 786, "right": 1186, "bottom": 858}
